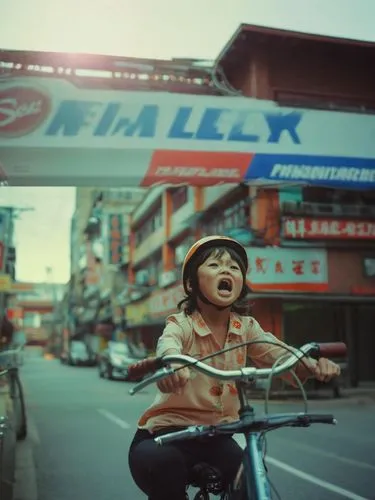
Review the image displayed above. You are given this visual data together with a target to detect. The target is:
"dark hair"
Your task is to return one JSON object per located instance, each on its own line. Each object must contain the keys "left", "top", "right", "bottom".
{"left": 178, "top": 246, "right": 252, "bottom": 316}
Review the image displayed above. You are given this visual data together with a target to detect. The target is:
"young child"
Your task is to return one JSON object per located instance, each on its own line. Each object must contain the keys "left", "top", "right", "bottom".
{"left": 128, "top": 236, "right": 340, "bottom": 500}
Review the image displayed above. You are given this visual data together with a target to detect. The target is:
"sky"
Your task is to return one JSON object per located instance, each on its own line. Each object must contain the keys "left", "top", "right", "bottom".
{"left": 0, "top": 0, "right": 374, "bottom": 283}
{"left": 0, "top": 188, "right": 76, "bottom": 283}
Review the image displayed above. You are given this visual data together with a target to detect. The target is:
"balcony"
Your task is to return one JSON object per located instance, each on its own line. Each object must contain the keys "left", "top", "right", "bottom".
{"left": 133, "top": 227, "right": 164, "bottom": 266}
{"left": 281, "top": 201, "right": 375, "bottom": 219}
{"left": 170, "top": 200, "right": 195, "bottom": 237}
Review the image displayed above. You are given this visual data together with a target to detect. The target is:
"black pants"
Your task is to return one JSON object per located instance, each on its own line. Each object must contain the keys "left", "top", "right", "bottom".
{"left": 128, "top": 427, "right": 243, "bottom": 500}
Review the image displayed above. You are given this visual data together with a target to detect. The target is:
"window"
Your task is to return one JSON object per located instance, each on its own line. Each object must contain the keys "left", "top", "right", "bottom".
{"left": 171, "top": 187, "right": 188, "bottom": 212}
{"left": 134, "top": 207, "right": 163, "bottom": 245}
{"left": 303, "top": 188, "right": 375, "bottom": 206}
{"left": 175, "top": 237, "right": 195, "bottom": 266}
{"left": 202, "top": 200, "right": 249, "bottom": 235}
{"left": 275, "top": 90, "right": 375, "bottom": 114}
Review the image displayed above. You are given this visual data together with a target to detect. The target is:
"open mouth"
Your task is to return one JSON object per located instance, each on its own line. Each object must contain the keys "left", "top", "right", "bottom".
{"left": 218, "top": 278, "right": 233, "bottom": 292}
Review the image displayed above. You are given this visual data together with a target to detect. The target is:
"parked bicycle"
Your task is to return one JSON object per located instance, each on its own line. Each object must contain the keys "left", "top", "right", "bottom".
{"left": 0, "top": 346, "right": 27, "bottom": 500}
{"left": 128, "top": 340, "right": 346, "bottom": 500}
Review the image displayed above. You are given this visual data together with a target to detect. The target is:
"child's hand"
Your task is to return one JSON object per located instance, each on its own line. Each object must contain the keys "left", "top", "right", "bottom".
{"left": 157, "top": 364, "right": 190, "bottom": 394}
{"left": 302, "top": 357, "right": 341, "bottom": 382}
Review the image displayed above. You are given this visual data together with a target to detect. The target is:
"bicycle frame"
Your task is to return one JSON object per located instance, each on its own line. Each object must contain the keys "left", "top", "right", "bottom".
{"left": 241, "top": 434, "right": 270, "bottom": 499}
{"left": 129, "top": 344, "right": 345, "bottom": 500}
{"left": 231, "top": 380, "right": 272, "bottom": 500}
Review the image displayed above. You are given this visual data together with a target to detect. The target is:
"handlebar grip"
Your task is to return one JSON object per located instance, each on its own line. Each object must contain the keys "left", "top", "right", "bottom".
{"left": 315, "top": 342, "right": 347, "bottom": 359}
{"left": 127, "top": 357, "right": 165, "bottom": 381}
{"left": 155, "top": 426, "right": 207, "bottom": 446}
{"left": 307, "top": 414, "right": 337, "bottom": 425}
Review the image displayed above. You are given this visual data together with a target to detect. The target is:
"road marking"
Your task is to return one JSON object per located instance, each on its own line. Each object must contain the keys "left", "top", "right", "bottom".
{"left": 266, "top": 457, "right": 369, "bottom": 500}
{"left": 235, "top": 436, "right": 368, "bottom": 500}
{"left": 99, "top": 417, "right": 370, "bottom": 500}
{"left": 97, "top": 409, "right": 131, "bottom": 429}
{"left": 274, "top": 437, "right": 375, "bottom": 472}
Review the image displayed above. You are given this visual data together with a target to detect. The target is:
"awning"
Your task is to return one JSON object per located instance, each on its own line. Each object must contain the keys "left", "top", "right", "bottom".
{"left": 2, "top": 76, "right": 375, "bottom": 190}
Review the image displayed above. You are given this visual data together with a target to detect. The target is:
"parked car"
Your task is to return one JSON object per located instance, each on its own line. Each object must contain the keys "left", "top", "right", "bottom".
{"left": 65, "top": 341, "right": 96, "bottom": 366}
{"left": 0, "top": 347, "right": 27, "bottom": 500}
{"left": 97, "top": 341, "right": 144, "bottom": 380}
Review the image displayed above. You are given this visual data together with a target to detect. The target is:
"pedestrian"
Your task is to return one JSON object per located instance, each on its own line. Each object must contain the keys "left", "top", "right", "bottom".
{"left": 0, "top": 315, "right": 14, "bottom": 350}
{"left": 128, "top": 236, "right": 341, "bottom": 500}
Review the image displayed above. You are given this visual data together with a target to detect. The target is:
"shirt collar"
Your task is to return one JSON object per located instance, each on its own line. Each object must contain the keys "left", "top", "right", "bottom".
{"left": 191, "top": 311, "right": 244, "bottom": 337}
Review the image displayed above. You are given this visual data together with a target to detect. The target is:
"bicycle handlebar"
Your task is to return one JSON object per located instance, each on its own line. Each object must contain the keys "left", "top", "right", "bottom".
{"left": 128, "top": 341, "right": 346, "bottom": 395}
{"left": 154, "top": 413, "right": 337, "bottom": 446}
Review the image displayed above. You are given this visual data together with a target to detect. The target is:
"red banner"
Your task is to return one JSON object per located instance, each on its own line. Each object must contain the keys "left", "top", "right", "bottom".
{"left": 282, "top": 217, "right": 375, "bottom": 240}
{"left": 108, "top": 214, "right": 123, "bottom": 265}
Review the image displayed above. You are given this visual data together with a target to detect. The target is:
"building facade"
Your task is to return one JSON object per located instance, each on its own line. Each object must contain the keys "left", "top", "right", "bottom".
{"left": 46, "top": 24, "right": 375, "bottom": 383}
{"left": 123, "top": 26, "right": 375, "bottom": 384}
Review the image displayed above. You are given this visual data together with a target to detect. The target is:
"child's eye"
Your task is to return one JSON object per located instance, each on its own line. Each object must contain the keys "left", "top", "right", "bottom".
{"left": 208, "top": 263, "right": 218, "bottom": 267}
{"left": 231, "top": 265, "right": 240, "bottom": 270}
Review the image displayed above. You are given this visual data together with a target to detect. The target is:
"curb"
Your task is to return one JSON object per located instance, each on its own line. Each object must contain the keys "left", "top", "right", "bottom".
{"left": 13, "top": 437, "right": 38, "bottom": 500}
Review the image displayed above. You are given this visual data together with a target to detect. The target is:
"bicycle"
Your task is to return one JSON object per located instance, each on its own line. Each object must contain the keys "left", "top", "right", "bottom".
{"left": 128, "top": 340, "right": 346, "bottom": 499}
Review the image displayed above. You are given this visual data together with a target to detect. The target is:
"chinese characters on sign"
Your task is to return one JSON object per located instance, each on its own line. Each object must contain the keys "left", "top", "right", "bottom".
{"left": 246, "top": 248, "right": 328, "bottom": 292}
{"left": 282, "top": 217, "right": 375, "bottom": 240}
{"left": 108, "top": 214, "right": 123, "bottom": 265}
{"left": 149, "top": 284, "right": 184, "bottom": 317}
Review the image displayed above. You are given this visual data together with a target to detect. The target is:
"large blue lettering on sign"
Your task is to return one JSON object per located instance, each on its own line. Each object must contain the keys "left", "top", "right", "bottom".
{"left": 46, "top": 101, "right": 159, "bottom": 137}
{"left": 44, "top": 100, "right": 303, "bottom": 144}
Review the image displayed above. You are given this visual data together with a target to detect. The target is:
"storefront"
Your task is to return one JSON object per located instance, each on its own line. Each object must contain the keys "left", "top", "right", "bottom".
{"left": 125, "top": 283, "right": 185, "bottom": 353}
{"left": 249, "top": 248, "right": 375, "bottom": 385}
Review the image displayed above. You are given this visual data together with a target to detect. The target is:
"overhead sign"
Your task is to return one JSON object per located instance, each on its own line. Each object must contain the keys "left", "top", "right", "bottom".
{"left": 282, "top": 217, "right": 375, "bottom": 240}
{"left": 246, "top": 248, "right": 328, "bottom": 292}
{"left": 1, "top": 78, "right": 375, "bottom": 189}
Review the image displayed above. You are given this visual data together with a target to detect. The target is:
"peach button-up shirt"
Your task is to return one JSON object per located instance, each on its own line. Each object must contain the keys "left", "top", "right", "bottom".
{"left": 138, "top": 311, "right": 309, "bottom": 432}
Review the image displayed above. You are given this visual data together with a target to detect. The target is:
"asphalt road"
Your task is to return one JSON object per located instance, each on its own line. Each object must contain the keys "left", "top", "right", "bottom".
{"left": 17, "top": 349, "right": 375, "bottom": 500}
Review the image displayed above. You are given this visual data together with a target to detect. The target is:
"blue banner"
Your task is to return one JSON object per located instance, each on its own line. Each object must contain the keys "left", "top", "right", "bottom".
{"left": 246, "top": 154, "right": 375, "bottom": 190}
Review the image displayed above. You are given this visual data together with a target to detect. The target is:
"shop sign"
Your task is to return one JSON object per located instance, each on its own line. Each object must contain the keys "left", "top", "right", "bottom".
{"left": 282, "top": 217, "right": 375, "bottom": 240}
{"left": 126, "top": 298, "right": 150, "bottom": 326}
{"left": 85, "top": 242, "right": 100, "bottom": 286}
{"left": 0, "top": 242, "right": 3, "bottom": 269}
{"left": 108, "top": 214, "right": 124, "bottom": 265}
{"left": 0, "top": 273, "right": 11, "bottom": 292}
{"left": 149, "top": 283, "right": 184, "bottom": 317}
{"left": 246, "top": 248, "right": 328, "bottom": 292}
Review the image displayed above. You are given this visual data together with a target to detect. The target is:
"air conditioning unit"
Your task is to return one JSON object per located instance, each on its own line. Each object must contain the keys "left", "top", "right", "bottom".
{"left": 135, "top": 269, "right": 149, "bottom": 286}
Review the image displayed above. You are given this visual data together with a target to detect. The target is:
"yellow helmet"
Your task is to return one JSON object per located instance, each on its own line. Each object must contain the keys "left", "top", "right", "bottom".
{"left": 182, "top": 235, "right": 248, "bottom": 293}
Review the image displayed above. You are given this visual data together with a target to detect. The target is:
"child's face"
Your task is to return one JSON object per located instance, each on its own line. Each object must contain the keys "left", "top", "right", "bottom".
{"left": 197, "top": 250, "right": 244, "bottom": 308}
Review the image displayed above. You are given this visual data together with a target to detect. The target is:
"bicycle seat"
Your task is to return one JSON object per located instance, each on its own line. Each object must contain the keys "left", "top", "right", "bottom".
{"left": 189, "top": 462, "right": 224, "bottom": 494}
